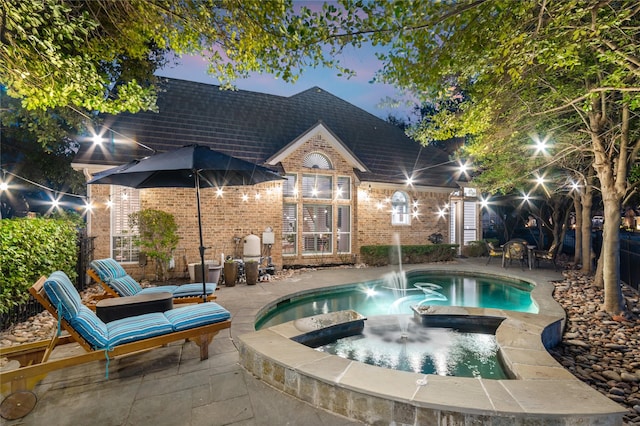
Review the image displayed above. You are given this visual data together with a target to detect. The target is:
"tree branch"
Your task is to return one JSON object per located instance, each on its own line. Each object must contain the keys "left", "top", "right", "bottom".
{"left": 533, "top": 87, "right": 640, "bottom": 116}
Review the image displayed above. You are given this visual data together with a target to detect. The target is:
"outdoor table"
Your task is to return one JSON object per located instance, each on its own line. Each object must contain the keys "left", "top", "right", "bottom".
{"left": 525, "top": 245, "right": 536, "bottom": 270}
{"left": 96, "top": 292, "right": 173, "bottom": 322}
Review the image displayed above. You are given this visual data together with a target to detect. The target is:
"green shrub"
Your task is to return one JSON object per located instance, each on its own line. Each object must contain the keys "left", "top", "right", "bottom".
{"left": 0, "top": 217, "right": 79, "bottom": 314}
{"left": 462, "top": 240, "right": 487, "bottom": 257}
{"left": 129, "top": 209, "right": 179, "bottom": 281}
{"left": 360, "top": 244, "right": 458, "bottom": 266}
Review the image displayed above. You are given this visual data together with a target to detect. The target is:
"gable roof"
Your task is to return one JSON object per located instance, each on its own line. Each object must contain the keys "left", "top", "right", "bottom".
{"left": 267, "top": 121, "right": 368, "bottom": 172}
{"left": 73, "top": 78, "right": 457, "bottom": 187}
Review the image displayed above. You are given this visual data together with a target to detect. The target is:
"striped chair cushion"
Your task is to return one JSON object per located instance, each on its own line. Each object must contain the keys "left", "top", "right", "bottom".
{"left": 107, "top": 275, "right": 143, "bottom": 297}
{"left": 90, "top": 258, "right": 127, "bottom": 281}
{"left": 43, "top": 271, "right": 82, "bottom": 320}
{"left": 107, "top": 313, "right": 174, "bottom": 347}
{"left": 138, "top": 285, "right": 180, "bottom": 296}
{"left": 164, "top": 303, "right": 231, "bottom": 331}
{"left": 171, "top": 283, "right": 217, "bottom": 297}
{"left": 69, "top": 306, "right": 109, "bottom": 349}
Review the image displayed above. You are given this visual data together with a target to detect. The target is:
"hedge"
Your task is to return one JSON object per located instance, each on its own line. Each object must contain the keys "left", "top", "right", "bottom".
{"left": 360, "top": 244, "right": 458, "bottom": 266}
{"left": 0, "top": 217, "right": 79, "bottom": 314}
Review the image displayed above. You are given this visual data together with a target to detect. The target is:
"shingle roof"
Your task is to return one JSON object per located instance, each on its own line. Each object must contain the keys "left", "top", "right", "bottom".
{"left": 73, "top": 78, "right": 457, "bottom": 187}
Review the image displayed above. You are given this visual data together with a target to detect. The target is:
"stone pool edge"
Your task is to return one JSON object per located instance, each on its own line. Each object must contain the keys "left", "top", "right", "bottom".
{"left": 238, "top": 268, "right": 626, "bottom": 425}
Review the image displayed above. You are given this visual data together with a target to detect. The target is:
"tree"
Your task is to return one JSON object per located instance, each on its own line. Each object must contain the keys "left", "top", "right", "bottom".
{"left": 358, "top": 0, "right": 639, "bottom": 314}
{"left": 129, "top": 209, "right": 179, "bottom": 281}
{"left": 1, "top": 89, "right": 87, "bottom": 217}
{"left": 0, "top": 0, "right": 364, "bottom": 114}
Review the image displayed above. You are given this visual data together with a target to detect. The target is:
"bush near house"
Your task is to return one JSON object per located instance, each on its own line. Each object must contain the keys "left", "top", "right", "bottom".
{"left": 0, "top": 217, "right": 79, "bottom": 314}
{"left": 128, "top": 209, "right": 179, "bottom": 281}
{"left": 360, "top": 244, "right": 458, "bottom": 266}
{"left": 462, "top": 240, "right": 487, "bottom": 257}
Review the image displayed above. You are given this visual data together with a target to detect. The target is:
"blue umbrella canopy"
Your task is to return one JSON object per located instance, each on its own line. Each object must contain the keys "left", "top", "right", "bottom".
{"left": 88, "top": 145, "right": 282, "bottom": 299}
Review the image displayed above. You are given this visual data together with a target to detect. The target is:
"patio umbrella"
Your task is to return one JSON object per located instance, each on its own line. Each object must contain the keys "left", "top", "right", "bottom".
{"left": 88, "top": 144, "right": 283, "bottom": 300}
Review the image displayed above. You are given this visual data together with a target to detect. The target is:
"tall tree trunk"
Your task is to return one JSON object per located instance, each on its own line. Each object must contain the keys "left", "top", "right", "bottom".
{"left": 594, "top": 246, "right": 604, "bottom": 288}
{"left": 589, "top": 102, "right": 628, "bottom": 314}
{"left": 597, "top": 202, "right": 622, "bottom": 315}
{"left": 573, "top": 196, "right": 582, "bottom": 266}
{"left": 580, "top": 184, "right": 593, "bottom": 274}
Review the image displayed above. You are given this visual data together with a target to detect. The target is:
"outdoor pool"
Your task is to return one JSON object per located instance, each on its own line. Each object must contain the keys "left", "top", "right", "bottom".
{"left": 255, "top": 270, "right": 537, "bottom": 330}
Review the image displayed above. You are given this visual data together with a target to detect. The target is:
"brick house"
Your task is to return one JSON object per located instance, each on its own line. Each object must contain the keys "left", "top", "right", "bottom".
{"left": 72, "top": 78, "right": 478, "bottom": 278}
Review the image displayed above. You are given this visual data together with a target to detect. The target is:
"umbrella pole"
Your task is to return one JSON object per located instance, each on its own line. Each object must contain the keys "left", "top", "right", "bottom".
{"left": 195, "top": 172, "right": 207, "bottom": 302}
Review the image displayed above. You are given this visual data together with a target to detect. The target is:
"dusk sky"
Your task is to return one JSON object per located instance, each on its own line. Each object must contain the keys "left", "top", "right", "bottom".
{"left": 155, "top": 43, "right": 418, "bottom": 120}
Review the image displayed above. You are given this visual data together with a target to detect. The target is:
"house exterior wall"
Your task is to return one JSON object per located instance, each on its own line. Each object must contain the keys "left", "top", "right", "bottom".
{"left": 278, "top": 133, "right": 359, "bottom": 267}
{"left": 355, "top": 185, "right": 450, "bottom": 255}
{"left": 86, "top": 133, "right": 452, "bottom": 279}
{"left": 88, "top": 179, "right": 283, "bottom": 280}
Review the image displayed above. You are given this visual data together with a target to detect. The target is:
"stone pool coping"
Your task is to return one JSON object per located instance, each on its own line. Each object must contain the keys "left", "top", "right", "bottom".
{"left": 238, "top": 266, "right": 626, "bottom": 425}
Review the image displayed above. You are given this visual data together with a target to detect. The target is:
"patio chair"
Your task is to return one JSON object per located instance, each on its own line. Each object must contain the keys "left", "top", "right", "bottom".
{"left": 502, "top": 240, "right": 527, "bottom": 270}
{"left": 533, "top": 243, "right": 559, "bottom": 271}
{"left": 1, "top": 271, "right": 231, "bottom": 398}
{"left": 88, "top": 258, "right": 216, "bottom": 304}
{"left": 485, "top": 241, "right": 504, "bottom": 265}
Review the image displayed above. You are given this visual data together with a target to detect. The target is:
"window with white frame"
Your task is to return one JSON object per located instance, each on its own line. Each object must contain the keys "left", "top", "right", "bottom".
{"left": 337, "top": 205, "right": 351, "bottom": 253}
{"left": 302, "top": 204, "right": 332, "bottom": 254}
{"left": 111, "top": 185, "right": 140, "bottom": 262}
{"left": 336, "top": 176, "right": 351, "bottom": 200}
{"left": 302, "top": 174, "right": 332, "bottom": 199}
{"left": 391, "top": 191, "right": 410, "bottom": 225}
{"left": 283, "top": 174, "right": 297, "bottom": 197}
{"left": 282, "top": 203, "right": 297, "bottom": 255}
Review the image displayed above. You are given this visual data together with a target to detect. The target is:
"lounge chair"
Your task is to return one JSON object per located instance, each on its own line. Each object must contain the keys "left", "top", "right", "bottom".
{"left": 1, "top": 271, "right": 231, "bottom": 398}
{"left": 88, "top": 258, "right": 216, "bottom": 303}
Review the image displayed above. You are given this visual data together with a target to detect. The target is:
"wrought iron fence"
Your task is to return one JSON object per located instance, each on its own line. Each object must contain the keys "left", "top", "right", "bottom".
{"left": 0, "top": 231, "right": 95, "bottom": 330}
{"left": 620, "top": 233, "right": 639, "bottom": 291}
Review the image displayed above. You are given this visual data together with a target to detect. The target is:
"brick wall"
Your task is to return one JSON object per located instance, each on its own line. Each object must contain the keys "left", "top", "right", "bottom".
{"left": 355, "top": 186, "right": 450, "bottom": 255}
{"left": 86, "top": 133, "right": 453, "bottom": 277}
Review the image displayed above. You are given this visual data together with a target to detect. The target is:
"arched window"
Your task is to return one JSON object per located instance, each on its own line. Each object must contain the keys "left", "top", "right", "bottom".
{"left": 302, "top": 152, "right": 332, "bottom": 170}
{"left": 391, "top": 191, "right": 410, "bottom": 225}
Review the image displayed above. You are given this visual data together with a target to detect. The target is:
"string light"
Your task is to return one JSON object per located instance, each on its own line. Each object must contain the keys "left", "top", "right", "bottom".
{"left": 0, "top": 168, "right": 87, "bottom": 201}
{"left": 530, "top": 133, "right": 551, "bottom": 156}
{"left": 92, "top": 133, "right": 104, "bottom": 145}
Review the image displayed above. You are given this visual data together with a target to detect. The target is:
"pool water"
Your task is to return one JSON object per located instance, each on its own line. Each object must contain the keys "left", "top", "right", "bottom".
{"left": 256, "top": 271, "right": 536, "bottom": 329}
{"left": 315, "top": 316, "right": 508, "bottom": 379}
